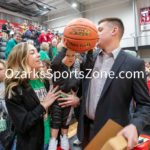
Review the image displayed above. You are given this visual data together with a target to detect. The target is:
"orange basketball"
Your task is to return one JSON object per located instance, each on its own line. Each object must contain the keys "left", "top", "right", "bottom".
{"left": 63, "top": 18, "right": 98, "bottom": 53}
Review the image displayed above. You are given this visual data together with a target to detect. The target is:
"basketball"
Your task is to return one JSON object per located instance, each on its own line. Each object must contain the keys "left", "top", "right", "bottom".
{"left": 63, "top": 18, "right": 98, "bottom": 53}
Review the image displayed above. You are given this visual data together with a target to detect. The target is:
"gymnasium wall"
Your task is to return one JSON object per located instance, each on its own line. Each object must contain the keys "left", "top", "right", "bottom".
{"left": 46, "top": 0, "right": 135, "bottom": 48}
{"left": 0, "top": 8, "right": 46, "bottom": 29}
{"left": 46, "top": 0, "right": 150, "bottom": 49}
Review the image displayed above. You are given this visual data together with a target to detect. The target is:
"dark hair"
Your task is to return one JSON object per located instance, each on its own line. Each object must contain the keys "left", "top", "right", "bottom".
{"left": 42, "top": 59, "right": 51, "bottom": 68}
{"left": 14, "top": 31, "right": 22, "bottom": 37}
{"left": 98, "top": 17, "right": 124, "bottom": 39}
{"left": 0, "top": 59, "right": 6, "bottom": 68}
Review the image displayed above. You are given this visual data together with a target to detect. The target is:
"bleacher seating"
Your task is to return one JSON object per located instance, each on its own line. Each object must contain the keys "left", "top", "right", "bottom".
{"left": 0, "top": 37, "right": 8, "bottom": 60}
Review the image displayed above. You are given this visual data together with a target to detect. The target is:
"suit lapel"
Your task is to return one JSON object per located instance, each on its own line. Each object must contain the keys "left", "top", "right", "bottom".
{"left": 99, "top": 50, "right": 127, "bottom": 101}
{"left": 91, "top": 50, "right": 101, "bottom": 73}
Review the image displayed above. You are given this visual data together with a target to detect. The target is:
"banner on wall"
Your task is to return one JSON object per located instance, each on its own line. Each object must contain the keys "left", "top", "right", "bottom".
{"left": 140, "top": 7, "right": 150, "bottom": 31}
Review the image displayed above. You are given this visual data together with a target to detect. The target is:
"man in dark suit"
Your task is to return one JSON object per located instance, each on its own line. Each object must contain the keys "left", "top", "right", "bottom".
{"left": 76, "top": 17, "right": 150, "bottom": 150}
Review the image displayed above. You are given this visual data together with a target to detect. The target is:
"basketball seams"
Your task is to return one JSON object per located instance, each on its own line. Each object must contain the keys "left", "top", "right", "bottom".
{"left": 64, "top": 24, "right": 98, "bottom": 33}
{"left": 63, "top": 35, "right": 97, "bottom": 40}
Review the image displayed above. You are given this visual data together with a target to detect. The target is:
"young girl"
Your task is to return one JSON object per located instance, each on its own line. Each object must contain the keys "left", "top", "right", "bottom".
{"left": 48, "top": 47, "right": 93, "bottom": 150}
{"left": 5, "top": 42, "right": 61, "bottom": 150}
{"left": 39, "top": 42, "right": 50, "bottom": 61}
{"left": 48, "top": 38, "right": 57, "bottom": 60}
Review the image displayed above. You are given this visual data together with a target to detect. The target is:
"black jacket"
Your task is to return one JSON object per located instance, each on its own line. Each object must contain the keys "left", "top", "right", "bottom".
{"left": 47, "top": 46, "right": 54, "bottom": 61}
{"left": 0, "top": 99, "right": 15, "bottom": 150}
{"left": 51, "top": 47, "right": 93, "bottom": 93}
{"left": 5, "top": 82, "right": 47, "bottom": 150}
{"left": 77, "top": 50, "right": 150, "bottom": 141}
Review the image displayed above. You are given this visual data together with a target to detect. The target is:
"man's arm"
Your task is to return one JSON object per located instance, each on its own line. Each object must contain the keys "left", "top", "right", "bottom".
{"left": 118, "top": 60, "right": 150, "bottom": 150}
{"left": 130, "top": 60, "right": 150, "bottom": 132}
{"left": 50, "top": 47, "right": 67, "bottom": 70}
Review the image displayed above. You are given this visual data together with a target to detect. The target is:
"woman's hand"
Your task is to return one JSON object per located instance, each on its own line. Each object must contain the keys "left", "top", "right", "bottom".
{"left": 40, "top": 86, "right": 61, "bottom": 110}
{"left": 58, "top": 89, "right": 80, "bottom": 108}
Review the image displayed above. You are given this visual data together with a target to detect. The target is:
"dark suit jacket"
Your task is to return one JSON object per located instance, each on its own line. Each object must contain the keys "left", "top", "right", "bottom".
{"left": 5, "top": 82, "right": 47, "bottom": 150}
{"left": 77, "top": 49, "right": 150, "bottom": 142}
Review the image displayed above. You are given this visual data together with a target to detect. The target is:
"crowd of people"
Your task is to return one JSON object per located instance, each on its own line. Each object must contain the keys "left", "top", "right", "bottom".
{"left": 1, "top": 20, "right": 64, "bottom": 62}
{"left": 1, "top": 20, "right": 62, "bottom": 52}
{"left": 0, "top": 17, "right": 150, "bottom": 150}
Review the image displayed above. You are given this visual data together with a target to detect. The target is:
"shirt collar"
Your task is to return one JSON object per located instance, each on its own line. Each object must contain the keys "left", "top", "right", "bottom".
{"left": 112, "top": 47, "right": 121, "bottom": 59}
{"left": 99, "top": 47, "right": 121, "bottom": 60}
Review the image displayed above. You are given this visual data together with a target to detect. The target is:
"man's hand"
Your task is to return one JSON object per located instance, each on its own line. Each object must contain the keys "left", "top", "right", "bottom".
{"left": 40, "top": 86, "right": 61, "bottom": 110}
{"left": 58, "top": 89, "right": 80, "bottom": 108}
{"left": 117, "top": 124, "right": 138, "bottom": 150}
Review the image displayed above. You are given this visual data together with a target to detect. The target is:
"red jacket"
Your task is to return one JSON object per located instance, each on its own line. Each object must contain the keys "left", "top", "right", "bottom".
{"left": 46, "top": 33, "right": 54, "bottom": 43}
{"left": 29, "top": 23, "right": 34, "bottom": 32}
{"left": 38, "top": 34, "right": 47, "bottom": 45}
{"left": 147, "top": 79, "right": 150, "bottom": 93}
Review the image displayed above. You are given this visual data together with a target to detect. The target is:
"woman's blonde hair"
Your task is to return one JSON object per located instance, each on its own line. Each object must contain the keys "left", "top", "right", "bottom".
{"left": 40, "top": 42, "right": 49, "bottom": 51}
{"left": 27, "top": 40, "right": 34, "bottom": 45}
{"left": 5, "top": 42, "right": 31, "bottom": 99}
{"left": 0, "top": 59, "right": 6, "bottom": 69}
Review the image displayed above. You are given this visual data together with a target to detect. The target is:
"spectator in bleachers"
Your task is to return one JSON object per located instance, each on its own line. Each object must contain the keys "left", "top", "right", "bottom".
{"left": 0, "top": 59, "right": 6, "bottom": 150}
{"left": 5, "top": 32, "right": 22, "bottom": 59}
{"left": 34, "top": 26, "right": 41, "bottom": 47}
{"left": 23, "top": 27, "right": 32, "bottom": 40}
{"left": 147, "top": 73, "right": 150, "bottom": 94}
{"left": 46, "top": 29, "right": 54, "bottom": 45}
{"left": 29, "top": 23, "right": 34, "bottom": 33}
{"left": 55, "top": 31, "right": 60, "bottom": 40}
{"left": 9, "top": 27, "right": 15, "bottom": 39}
{"left": 13, "top": 28, "right": 17, "bottom": 36}
{"left": 2, "top": 23, "right": 8, "bottom": 33}
{"left": 48, "top": 38, "right": 57, "bottom": 60}
{"left": 55, "top": 31, "right": 59, "bottom": 36}
{"left": 0, "top": 37, "right": 7, "bottom": 60}
{"left": 38, "top": 30, "right": 47, "bottom": 45}
{"left": 145, "top": 62, "right": 150, "bottom": 76}
{"left": 2, "top": 22, "right": 9, "bottom": 39}
{"left": 39, "top": 42, "right": 50, "bottom": 61}
{"left": 51, "top": 30, "right": 55, "bottom": 36}
{"left": 7, "top": 21, "right": 12, "bottom": 37}
{"left": 141, "top": 67, "right": 150, "bottom": 135}
{"left": 0, "top": 59, "right": 6, "bottom": 99}
{"left": 22, "top": 23, "right": 27, "bottom": 33}
{"left": 55, "top": 31, "right": 62, "bottom": 45}
{"left": 146, "top": 63, "right": 150, "bottom": 93}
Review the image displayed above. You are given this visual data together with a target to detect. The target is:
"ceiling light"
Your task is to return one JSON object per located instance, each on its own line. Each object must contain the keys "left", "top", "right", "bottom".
{"left": 72, "top": 2, "right": 77, "bottom": 8}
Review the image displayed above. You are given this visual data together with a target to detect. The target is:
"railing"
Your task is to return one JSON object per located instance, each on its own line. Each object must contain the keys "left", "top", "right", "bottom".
{"left": 120, "top": 35, "right": 150, "bottom": 49}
